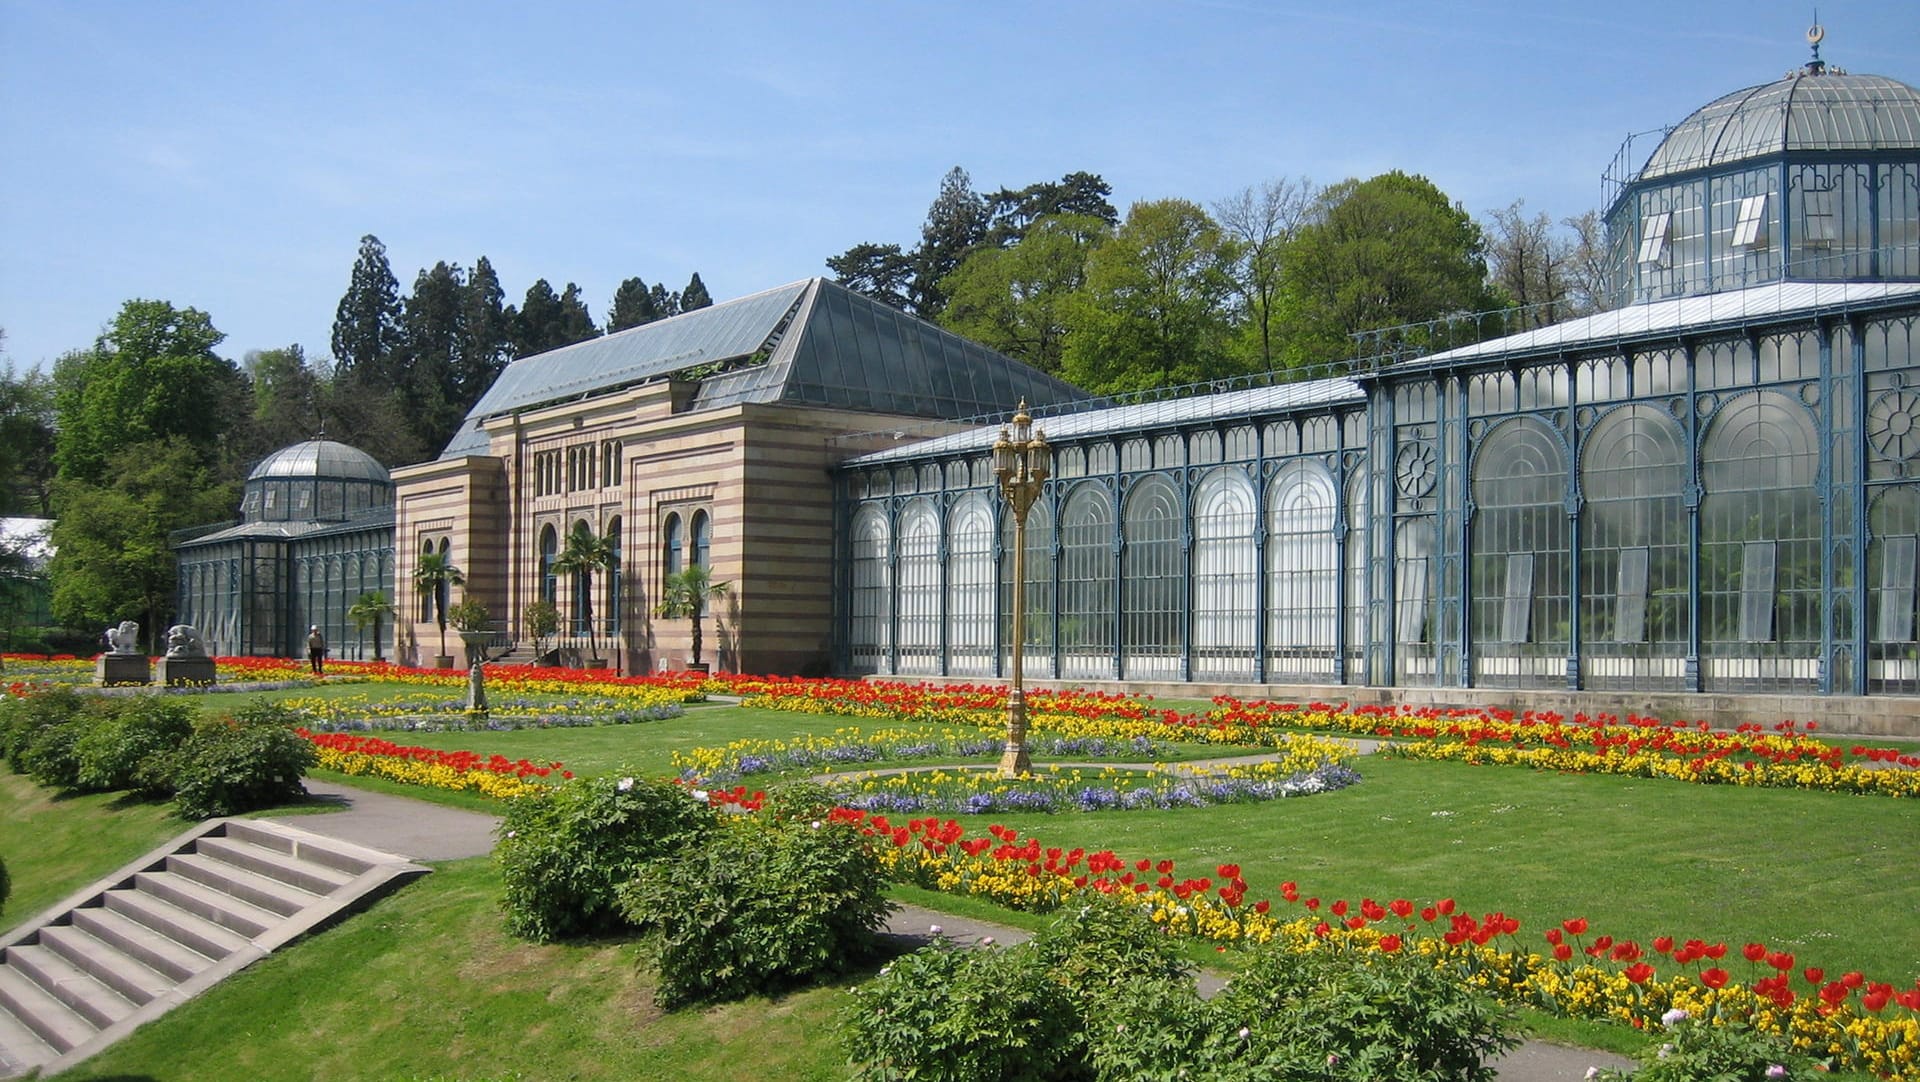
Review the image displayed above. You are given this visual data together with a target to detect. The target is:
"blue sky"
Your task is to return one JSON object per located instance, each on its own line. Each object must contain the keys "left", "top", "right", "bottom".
{"left": 2, "top": 0, "right": 1915, "bottom": 371}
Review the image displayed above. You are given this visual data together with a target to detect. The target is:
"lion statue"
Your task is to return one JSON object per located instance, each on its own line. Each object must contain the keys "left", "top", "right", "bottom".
{"left": 165, "top": 624, "right": 210, "bottom": 659}
{"left": 104, "top": 620, "right": 140, "bottom": 655}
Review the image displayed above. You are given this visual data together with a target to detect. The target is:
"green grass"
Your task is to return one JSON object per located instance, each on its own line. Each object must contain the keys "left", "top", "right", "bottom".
{"left": 4, "top": 679, "right": 1916, "bottom": 1080}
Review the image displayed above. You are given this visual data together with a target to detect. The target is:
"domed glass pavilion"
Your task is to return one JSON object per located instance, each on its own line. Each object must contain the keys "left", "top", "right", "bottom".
{"left": 1606, "top": 34, "right": 1920, "bottom": 305}
{"left": 175, "top": 439, "right": 396, "bottom": 658}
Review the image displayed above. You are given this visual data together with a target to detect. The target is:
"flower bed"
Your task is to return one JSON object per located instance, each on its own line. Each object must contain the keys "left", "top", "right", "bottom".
{"left": 670, "top": 726, "right": 1167, "bottom": 783}
{"left": 834, "top": 809, "right": 1920, "bottom": 1079}
{"left": 299, "top": 730, "right": 570, "bottom": 800}
{"left": 278, "top": 690, "right": 684, "bottom": 731}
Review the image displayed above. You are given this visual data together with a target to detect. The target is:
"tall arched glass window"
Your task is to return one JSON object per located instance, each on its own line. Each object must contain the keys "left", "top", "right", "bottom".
{"left": 1701, "top": 390, "right": 1822, "bottom": 692}
{"left": 570, "top": 520, "right": 593, "bottom": 635}
{"left": 946, "top": 494, "right": 995, "bottom": 675}
{"left": 663, "top": 514, "right": 684, "bottom": 578}
{"left": 605, "top": 517, "right": 623, "bottom": 635}
{"left": 691, "top": 510, "right": 711, "bottom": 570}
{"left": 1266, "top": 460, "right": 1338, "bottom": 681}
{"left": 1868, "top": 486, "right": 1920, "bottom": 695}
{"left": 1193, "top": 469, "right": 1256, "bottom": 679}
{"left": 435, "top": 539, "right": 452, "bottom": 626}
{"left": 1122, "top": 477, "right": 1183, "bottom": 679}
{"left": 420, "top": 540, "right": 436, "bottom": 621}
{"left": 1059, "top": 484, "right": 1116, "bottom": 680}
{"left": 896, "top": 499, "right": 941, "bottom": 674}
{"left": 1581, "top": 405, "right": 1689, "bottom": 690}
{"left": 999, "top": 497, "right": 1055, "bottom": 678}
{"left": 1470, "top": 418, "right": 1570, "bottom": 689}
{"left": 850, "top": 505, "right": 891, "bottom": 674}
{"left": 539, "top": 525, "right": 558, "bottom": 605}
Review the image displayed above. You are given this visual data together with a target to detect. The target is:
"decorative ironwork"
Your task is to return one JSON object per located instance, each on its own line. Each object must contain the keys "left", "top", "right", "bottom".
{"left": 1867, "top": 388, "right": 1920, "bottom": 463}
{"left": 1394, "top": 441, "right": 1438, "bottom": 498}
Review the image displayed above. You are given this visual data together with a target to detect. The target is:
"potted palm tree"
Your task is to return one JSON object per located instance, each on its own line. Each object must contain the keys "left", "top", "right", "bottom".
{"left": 656, "top": 564, "right": 729, "bottom": 673}
{"left": 346, "top": 590, "right": 396, "bottom": 662}
{"left": 412, "top": 550, "right": 466, "bottom": 668}
{"left": 549, "top": 522, "right": 615, "bottom": 668}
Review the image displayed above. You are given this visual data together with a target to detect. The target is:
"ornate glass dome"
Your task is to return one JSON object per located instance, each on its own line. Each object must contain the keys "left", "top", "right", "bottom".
{"left": 241, "top": 439, "right": 393, "bottom": 524}
{"left": 1640, "top": 72, "right": 1920, "bottom": 181}
{"left": 1605, "top": 32, "right": 1920, "bottom": 307}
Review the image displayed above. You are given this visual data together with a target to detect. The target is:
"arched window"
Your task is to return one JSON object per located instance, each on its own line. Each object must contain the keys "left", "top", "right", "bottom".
{"left": 1266, "top": 461, "right": 1339, "bottom": 680}
{"left": 946, "top": 494, "right": 995, "bottom": 675}
{"left": 1581, "top": 405, "right": 1689, "bottom": 690}
{"left": 570, "top": 520, "right": 593, "bottom": 635}
{"left": 1122, "top": 477, "right": 1182, "bottom": 679}
{"left": 1059, "top": 485, "right": 1116, "bottom": 680}
{"left": 1701, "top": 391, "right": 1821, "bottom": 692}
{"left": 1193, "top": 469, "right": 1257, "bottom": 679}
{"left": 420, "top": 540, "right": 436, "bottom": 621}
{"left": 691, "top": 510, "right": 711, "bottom": 569}
{"left": 1000, "top": 496, "right": 1055, "bottom": 678}
{"left": 896, "top": 499, "right": 940, "bottom": 673}
{"left": 663, "top": 513, "right": 683, "bottom": 578}
{"left": 539, "top": 525, "right": 558, "bottom": 605}
{"left": 605, "top": 517, "right": 623, "bottom": 635}
{"left": 850, "top": 505, "right": 891, "bottom": 673}
{"left": 1469, "top": 418, "right": 1570, "bottom": 689}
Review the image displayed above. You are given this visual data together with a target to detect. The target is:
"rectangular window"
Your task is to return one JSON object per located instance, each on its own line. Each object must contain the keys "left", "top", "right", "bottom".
{"left": 1731, "top": 194, "right": 1769, "bottom": 248}
{"left": 1500, "top": 554, "right": 1535, "bottom": 643}
{"left": 1614, "top": 547, "right": 1651, "bottom": 643}
{"left": 1637, "top": 211, "right": 1672, "bottom": 265}
{"left": 1739, "top": 541, "right": 1778, "bottom": 643}
{"left": 1802, "top": 188, "right": 1836, "bottom": 248}
{"left": 1879, "top": 536, "right": 1918, "bottom": 643}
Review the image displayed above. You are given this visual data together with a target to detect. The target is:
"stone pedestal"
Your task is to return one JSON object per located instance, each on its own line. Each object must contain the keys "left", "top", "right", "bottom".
{"left": 96, "top": 654, "right": 151, "bottom": 686}
{"left": 156, "top": 655, "right": 217, "bottom": 687}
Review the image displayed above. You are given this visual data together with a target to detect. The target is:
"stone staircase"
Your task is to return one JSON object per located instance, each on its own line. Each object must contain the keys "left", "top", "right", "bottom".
{"left": 0, "top": 818, "right": 428, "bottom": 1079}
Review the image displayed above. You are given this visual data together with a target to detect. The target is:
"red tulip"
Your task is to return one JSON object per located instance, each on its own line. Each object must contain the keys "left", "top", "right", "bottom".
{"left": 1378, "top": 934, "right": 1402, "bottom": 953}
{"left": 1562, "top": 917, "right": 1589, "bottom": 936}
{"left": 1742, "top": 942, "right": 1767, "bottom": 963}
{"left": 1802, "top": 967, "right": 1824, "bottom": 986}
{"left": 1624, "top": 963, "right": 1655, "bottom": 984}
{"left": 1701, "top": 968, "right": 1730, "bottom": 989}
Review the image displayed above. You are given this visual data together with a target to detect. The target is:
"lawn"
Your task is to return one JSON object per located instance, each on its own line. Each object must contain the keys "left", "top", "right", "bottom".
{"left": 2, "top": 675, "right": 1916, "bottom": 1080}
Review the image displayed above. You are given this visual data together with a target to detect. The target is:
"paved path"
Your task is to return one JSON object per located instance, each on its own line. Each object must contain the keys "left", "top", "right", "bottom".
{"left": 277, "top": 777, "right": 1634, "bottom": 1080}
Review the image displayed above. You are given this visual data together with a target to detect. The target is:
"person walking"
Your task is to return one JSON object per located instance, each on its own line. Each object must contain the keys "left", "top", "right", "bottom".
{"left": 307, "top": 625, "right": 327, "bottom": 675}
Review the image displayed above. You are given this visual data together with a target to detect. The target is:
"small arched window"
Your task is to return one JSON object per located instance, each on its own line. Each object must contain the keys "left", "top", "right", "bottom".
{"left": 691, "top": 510, "right": 711, "bottom": 569}
{"left": 663, "top": 513, "right": 684, "bottom": 577}
{"left": 539, "top": 525, "right": 558, "bottom": 605}
{"left": 606, "top": 517, "right": 623, "bottom": 635}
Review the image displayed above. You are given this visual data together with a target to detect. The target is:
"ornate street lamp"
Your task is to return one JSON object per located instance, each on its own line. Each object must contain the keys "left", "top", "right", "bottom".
{"left": 992, "top": 400, "right": 1051, "bottom": 778}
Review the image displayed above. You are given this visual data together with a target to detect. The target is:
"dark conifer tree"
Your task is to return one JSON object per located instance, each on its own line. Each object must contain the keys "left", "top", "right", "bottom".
{"left": 457, "top": 256, "right": 511, "bottom": 401}
{"left": 680, "top": 272, "right": 712, "bottom": 312}
{"left": 607, "top": 276, "right": 659, "bottom": 332}
{"left": 330, "top": 235, "right": 403, "bottom": 387}
{"left": 556, "top": 283, "right": 600, "bottom": 347}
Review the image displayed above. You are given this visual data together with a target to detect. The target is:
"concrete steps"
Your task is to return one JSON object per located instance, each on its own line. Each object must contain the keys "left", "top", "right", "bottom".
{"left": 0, "top": 817, "right": 428, "bottom": 1079}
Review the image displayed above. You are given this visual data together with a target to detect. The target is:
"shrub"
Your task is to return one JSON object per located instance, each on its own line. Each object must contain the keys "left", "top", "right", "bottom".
{"left": 163, "top": 703, "right": 317, "bottom": 819}
{"left": 1214, "top": 944, "right": 1519, "bottom": 1082}
{"left": 1591, "top": 1011, "right": 1823, "bottom": 1081}
{"left": 617, "top": 815, "right": 893, "bottom": 1008}
{"left": 496, "top": 773, "right": 714, "bottom": 943}
{"left": 74, "top": 697, "right": 196, "bottom": 794}
{"left": 843, "top": 937, "right": 1084, "bottom": 1082}
{"left": 1, "top": 685, "right": 87, "bottom": 775}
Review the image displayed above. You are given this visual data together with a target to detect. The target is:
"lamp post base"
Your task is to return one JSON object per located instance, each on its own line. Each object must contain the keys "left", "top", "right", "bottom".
{"left": 997, "top": 689, "right": 1031, "bottom": 778}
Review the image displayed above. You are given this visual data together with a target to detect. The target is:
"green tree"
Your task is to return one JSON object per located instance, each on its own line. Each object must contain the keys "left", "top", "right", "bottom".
{"left": 456, "top": 255, "right": 512, "bottom": 405}
{"left": 330, "top": 234, "right": 403, "bottom": 387}
{"left": 656, "top": 563, "right": 729, "bottom": 669}
{"left": 648, "top": 282, "right": 681, "bottom": 320}
{"left": 510, "top": 279, "right": 563, "bottom": 359}
{"left": 1278, "top": 171, "right": 1498, "bottom": 369}
{"left": 412, "top": 550, "right": 466, "bottom": 663}
{"left": 911, "top": 166, "right": 989, "bottom": 318}
{"left": 1061, "top": 199, "right": 1238, "bottom": 394}
{"left": 556, "top": 283, "right": 600, "bottom": 346}
{"left": 607, "top": 276, "right": 660, "bottom": 332}
{"left": 399, "top": 261, "right": 466, "bottom": 452}
{"left": 1214, "top": 176, "right": 1316, "bottom": 372}
{"left": 549, "top": 521, "right": 615, "bottom": 662}
{"left": 346, "top": 590, "right": 396, "bottom": 661}
{"left": 243, "top": 346, "right": 322, "bottom": 454}
{"left": 49, "top": 438, "right": 238, "bottom": 650}
{"left": 1484, "top": 199, "right": 1578, "bottom": 328}
{"left": 983, "top": 170, "right": 1118, "bottom": 246}
{"left": 940, "top": 213, "right": 1109, "bottom": 377}
{"left": 0, "top": 353, "right": 57, "bottom": 516}
{"left": 825, "top": 242, "right": 914, "bottom": 311}
{"left": 679, "top": 272, "right": 712, "bottom": 312}
{"left": 52, "top": 300, "right": 247, "bottom": 485}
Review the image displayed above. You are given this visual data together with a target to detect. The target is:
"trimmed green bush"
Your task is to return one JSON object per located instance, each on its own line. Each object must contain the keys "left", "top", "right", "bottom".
{"left": 74, "top": 697, "right": 196, "bottom": 794}
{"left": 1591, "top": 1011, "right": 1822, "bottom": 1081}
{"left": 1, "top": 685, "right": 87, "bottom": 775}
{"left": 163, "top": 703, "right": 316, "bottom": 819}
{"left": 617, "top": 815, "right": 893, "bottom": 1008}
{"left": 496, "top": 773, "right": 715, "bottom": 942}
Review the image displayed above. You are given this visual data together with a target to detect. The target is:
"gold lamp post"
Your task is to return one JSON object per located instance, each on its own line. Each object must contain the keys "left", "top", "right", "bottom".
{"left": 992, "top": 400, "right": 1051, "bottom": 778}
